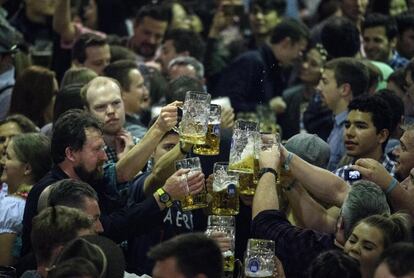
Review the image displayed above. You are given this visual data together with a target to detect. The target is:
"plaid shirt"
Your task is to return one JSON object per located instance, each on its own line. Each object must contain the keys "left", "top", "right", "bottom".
{"left": 334, "top": 154, "right": 396, "bottom": 185}
{"left": 389, "top": 50, "right": 409, "bottom": 70}
{"left": 104, "top": 136, "right": 140, "bottom": 165}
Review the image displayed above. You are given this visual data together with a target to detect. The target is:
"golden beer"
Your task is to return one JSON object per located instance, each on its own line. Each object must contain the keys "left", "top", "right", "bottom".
{"left": 180, "top": 121, "right": 207, "bottom": 144}
{"left": 212, "top": 185, "right": 239, "bottom": 215}
{"left": 181, "top": 189, "right": 208, "bottom": 211}
{"left": 229, "top": 154, "right": 255, "bottom": 173}
{"left": 223, "top": 251, "right": 235, "bottom": 277}
{"left": 193, "top": 123, "right": 221, "bottom": 155}
{"left": 238, "top": 172, "right": 256, "bottom": 195}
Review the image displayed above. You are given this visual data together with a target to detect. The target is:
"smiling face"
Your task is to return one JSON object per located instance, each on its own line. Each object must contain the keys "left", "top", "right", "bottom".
{"left": 344, "top": 110, "right": 387, "bottom": 159}
{"left": 363, "top": 26, "right": 393, "bottom": 63}
{"left": 299, "top": 48, "right": 324, "bottom": 84}
{"left": 393, "top": 129, "right": 414, "bottom": 180}
{"left": 86, "top": 81, "right": 125, "bottom": 135}
{"left": 249, "top": 5, "right": 281, "bottom": 36}
{"left": 0, "top": 141, "right": 29, "bottom": 189}
{"left": 132, "top": 17, "right": 168, "bottom": 59}
{"left": 344, "top": 222, "right": 385, "bottom": 278}
{"left": 122, "top": 69, "right": 150, "bottom": 115}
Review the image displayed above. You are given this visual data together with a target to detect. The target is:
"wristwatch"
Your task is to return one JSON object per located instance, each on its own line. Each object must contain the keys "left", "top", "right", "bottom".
{"left": 156, "top": 188, "right": 173, "bottom": 208}
{"left": 259, "top": 167, "right": 278, "bottom": 179}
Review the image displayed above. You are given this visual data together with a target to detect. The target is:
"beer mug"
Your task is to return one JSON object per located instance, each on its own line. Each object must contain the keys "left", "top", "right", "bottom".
{"left": 229, "top": 120, "right": 259, "bottom": 173}
{"left": 175, "top": 157, "right": 208, "bottom": 211}
{"left": 193, "top": 104, "right": 221, "bottom": 156}
{"left": 244, "top": 239, "right": 275, "bottom": 278}
{"left": 212, "top": 162, "right": 239, "bottom": 216}
{"left": 179, "top": 91, "right": 211, "bottom": 144}
{"left": 205, "top": 215, "right": 235, "bottom": 278}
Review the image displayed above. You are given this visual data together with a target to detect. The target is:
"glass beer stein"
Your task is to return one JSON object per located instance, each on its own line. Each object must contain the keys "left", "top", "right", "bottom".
{"left": 179, "top": 91, "right": 211, "bottom": 144}
{"left": 205, "top": 215, "right": 235, "bottom": 278}
{"left": 244, "top": 239, "right": 275, "bottom": 278}
{"left": 229, "top": 120, "right": 259, "bottom": 173}
{"left": 193, "top": 104, "right": 221, "bottom": 156}
{"left": 175, "top": 157, "right": 208, "bottom": 211}
{"left": 211, "top": 162, "right": 239, "bottom": 216}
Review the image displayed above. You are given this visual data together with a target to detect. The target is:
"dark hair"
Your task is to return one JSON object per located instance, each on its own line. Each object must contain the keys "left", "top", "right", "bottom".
{"left": 395, "top": 11, "right": 414, "bottom": 35}
{"left": 48, "top": 257, "right": 99, "bottom": 278}
{"left": 404, "top": 59, "right": 414, "bottom": 82}
{"left": 163, "top": 29, "right": 206, "bottom": 61}
{"left": 348, "top": 94, "right": 392, "bottom": 150}
{"left": 110, "top": 45, "right": 137, "bottom": 63}
{"left": 148, "top": 233, "right": 223, "bottom": 278}
{"left": 387, "top": 68, "right": 406, "bottom": 90}
{"left": 72, "top": 33, "right": 108, "bottom": 64}
{"left": 270, "top": 18, "right": 310, "bottom": 44}
{"left": 103, "top": 60, "right": 138, "bottom": 91}
{"left": 369, "top": 0, "right": 408, "bottom": 15}
{"left": 167, "top": 75, "right": 204, "bottom": 103}
{"left": 376, "top": 242, "right": 414, "bottom": 276}
{"left": 324, "top": 58, "right": 370, "bottom": 97}
{"left": 9, "top": 66, "right": 56, "bottom": 127}
{"left": 48, "top": 179, "right": 98, "bottom": 209}
{"left": 249, "top": 0, "right": 286, "bottom": 15}
{"left": 31, "top": 206, "right": 93, "bottom": 264}
{"left": 355, "top": 213, "right": 411, "bottom": 248}
{"left": 362, "top": 13, "right": 397, "bottom": 40}
{"left": 12, "top": 133, "right": 52, "bottom": 182}
{"left": 53, "top": 84, "right": 85, "bottom": 123}
{"left": 51, "top": 109, "right": 102, "bottom": 164}
{"left": 0, "top": 114, "right": 38, "bottom": 133}
{"left": 321, "top": 17, "right": 360, "bottom": 58}
{"left": 377, "top": 89, "right": 404, "bottom": 134}
{"left": 135, "top": 3, "right": 172, "bottom": 25}
{"left": 307, "top": 250, "right": 361, "bottom": 278}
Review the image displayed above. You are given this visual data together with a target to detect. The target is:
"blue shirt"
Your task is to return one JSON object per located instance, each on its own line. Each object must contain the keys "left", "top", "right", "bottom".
{"left": 389, "top": 50, "right": 409, "bottom": 70}
{"left": 327, "top": 111, "right": 348, "bottom": 171}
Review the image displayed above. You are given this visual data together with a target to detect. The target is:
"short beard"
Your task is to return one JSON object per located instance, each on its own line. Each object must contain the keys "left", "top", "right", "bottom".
{"left": 74, "top": 163, "right": 104, "bottom": 185}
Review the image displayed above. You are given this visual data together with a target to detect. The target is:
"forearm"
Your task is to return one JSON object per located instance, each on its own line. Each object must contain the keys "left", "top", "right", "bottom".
{"left": 143, "top": 143, "right": 188, "bottom": 195}
{"left": 53, "top": 0, "right": 76, "bottom": 41}
{"left": 0, "top": 234, "right": 16, "bottom": 266}
{"left": 116, "top": 126, "right": 164, "bottom": 183}
{"left": 288, "top": 154, "right": 348, "bottom": 207}
{"left": 286, "top": 184, "right": 336, "bottom": 233}
{"left": 252, "top": 172, "right": 279, "bottom": 219}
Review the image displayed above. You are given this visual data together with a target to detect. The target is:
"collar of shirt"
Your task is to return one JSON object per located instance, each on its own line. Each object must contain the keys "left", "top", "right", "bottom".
{"left": 334, "top": 110, "right": 348, "bottom": 127}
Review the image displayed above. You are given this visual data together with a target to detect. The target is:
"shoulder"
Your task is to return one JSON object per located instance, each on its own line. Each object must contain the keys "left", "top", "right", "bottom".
{"left": 0, "top": 196, "right": 26, "bottom": 234}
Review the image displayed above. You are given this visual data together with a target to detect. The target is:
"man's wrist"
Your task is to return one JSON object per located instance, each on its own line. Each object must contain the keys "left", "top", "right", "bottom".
{"left": 259, "top": 168, "right": 278, "bottom": 179}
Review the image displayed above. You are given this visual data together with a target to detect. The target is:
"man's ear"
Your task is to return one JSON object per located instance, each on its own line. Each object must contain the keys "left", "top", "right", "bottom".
{"left": 377, "top": 128, "right": 390, "bottom": 144}
{"left": 339, "top": 83, "right": 352, "bottom": 97}
{"left": 390, "top": 37, "right": 397, "bottom": 49}
{"left": 24, "top": 163, "right": 32, "bottom": 176}
{"left": 65, "top": 146, "right": 77, "bottom": 162}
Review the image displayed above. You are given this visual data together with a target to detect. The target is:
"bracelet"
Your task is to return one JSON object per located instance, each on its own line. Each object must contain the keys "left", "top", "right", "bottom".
{"left": 385, "top": 178, "right": 399, "bottom": 195}
{"left": 284, "top": 152, "right": 293, "bottom": 171}
{"left": 259, "top": 168, "right": 278, "bottom": 179}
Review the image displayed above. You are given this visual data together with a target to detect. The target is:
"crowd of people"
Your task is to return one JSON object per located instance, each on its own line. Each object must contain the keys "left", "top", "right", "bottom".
{"left": 0, "top": 0, "right": 414, "bottom": 277}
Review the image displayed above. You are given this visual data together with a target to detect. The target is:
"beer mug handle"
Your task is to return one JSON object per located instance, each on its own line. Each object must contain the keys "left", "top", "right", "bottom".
{"left": 234, "top": 259, "right": 244, "bottom": 278}
{"left": 171, "top": 106, "right": 183, "bottom": 134}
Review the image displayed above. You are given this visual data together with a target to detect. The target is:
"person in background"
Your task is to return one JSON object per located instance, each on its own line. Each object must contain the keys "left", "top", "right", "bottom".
{"left": 0, "top": 133, "right": 51, "bottom": 266}
{"left": 8, "top": 66, "right": 58, "bottom": 129}
{"left": 148, "top": 233, "right": 223, "bottom": 278}
{"left": 373, "top": 242, "right": 414, "bottom": 278}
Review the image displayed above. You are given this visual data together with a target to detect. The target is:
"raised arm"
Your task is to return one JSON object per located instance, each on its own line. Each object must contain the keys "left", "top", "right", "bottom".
{"left": 352, "top": 159, "right": 414, "bottom": 220}
{"left": 284, "top": 182, "right": 338, "bottom": 233}
{"left": 252, "top": 145, "right": 280, "bottom": 219}
{"left": 280, "top": 145, "right": 349, "bottom": 207}
{"left": 116, "top": 103, "right": 179, "bottom": 183}
{"left": 53, "top": 0, "right": 77, "bottom": 42}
